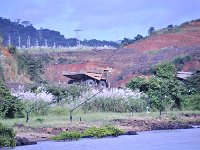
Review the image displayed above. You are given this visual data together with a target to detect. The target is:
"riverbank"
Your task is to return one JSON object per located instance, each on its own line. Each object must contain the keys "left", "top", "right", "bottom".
{"left": 9, "top": 112, "right": 200, "bottom": 144}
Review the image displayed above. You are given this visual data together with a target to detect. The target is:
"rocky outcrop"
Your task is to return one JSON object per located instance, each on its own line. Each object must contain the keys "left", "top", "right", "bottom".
{"left": 16, "top": 137, "right": 37, "bottom": 146}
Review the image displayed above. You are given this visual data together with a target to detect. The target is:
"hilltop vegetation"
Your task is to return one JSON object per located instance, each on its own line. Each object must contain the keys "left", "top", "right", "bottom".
{"left": 0, "top": 17, "right": 118, "bottom": 48}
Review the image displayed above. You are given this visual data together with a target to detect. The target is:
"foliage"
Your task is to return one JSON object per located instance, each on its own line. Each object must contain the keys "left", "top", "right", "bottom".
{"left": 0, "top": 81, "right": 24, "bottom": 118}
{"left": 173, "top": 55, "right": 191, "bottom": 71}
{"left": 0, "top": 122, "right": 16, "bottom": 147}
{"left": 64, "top": 84, "right": 89, "bottom": 109}
{"left": 127, "top": 77, "right": 149, "bottom": 92}
{"left": 120, "top": 38, "right": 134, "bottom": 46}
{"left": 58, "top": 58, "right": 76, "bottom": 64}
{"left": 46, "top": 85, "right": 68, "bottom": 103}
{"left": 82, "top": 88, "right": 145, "bottom": 113}
{"left": 186, "top": 71, "right": 200, "bottom": 93}
{"left": 48, "top": 106, "right": 68, "bottom": 115}
{"left": 83, "top": 126, "right": 124, "bottom": 138}
{"left": 167, "top": 24, "right": 174, "bottom": 31}
{"left": 127, "top": 63, "right": 186, "bottom": 114}
{"left": 51, "top": 126, "right": 124, "bottom": 141}
{"left": 182, "top": 93, "right": 200, "bottom": 110}
{"left": 17, "top": 52, "right": 49, "bottom": 83}
{"left": 51, "top": 131, "right": 81, "bottom": 141}
{"left": 134, "top": 34, "right": 143, "bottom": 41}
{"left": 12, "top": 86, "right": 53, "bottom": 116}
{"left": 35, "top": 118, "right": 44, "bottom": 123}
{"left": 83, "top": 97, "right": 146, "bottom": 113}
{"left": 154, "top": 62, "right": 176, "bottom": 79}
{"left": 148, "top": 27, "right": 155, "bottom": 35}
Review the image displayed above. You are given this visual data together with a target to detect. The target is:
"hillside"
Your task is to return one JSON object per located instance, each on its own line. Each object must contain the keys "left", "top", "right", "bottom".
{"left": 43, "top": 20, "right": 200, "bottom": 87}
{"left": 0, "top": 17, "right": 118, "bottom": 47}
{"left": 0, "top": 19, "right": 200, "bottom": 87}
{"left": 126, "top": 21, "right": 200, "bottom": 51}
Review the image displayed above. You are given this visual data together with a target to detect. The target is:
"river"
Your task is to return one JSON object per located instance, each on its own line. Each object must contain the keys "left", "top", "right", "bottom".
{"left": 13, "top": 127, "right": 200, "bottom": 150}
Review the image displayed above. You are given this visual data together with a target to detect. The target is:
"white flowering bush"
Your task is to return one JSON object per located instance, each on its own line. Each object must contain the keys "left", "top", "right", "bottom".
{"left": 82, "top": 88, "right": 147, "bottom": 113}
{"left": 11, "top": 85, "right": 54, "bottom": 102}
{"left": 11, "top": 85, "right": 54, "bottom": 115}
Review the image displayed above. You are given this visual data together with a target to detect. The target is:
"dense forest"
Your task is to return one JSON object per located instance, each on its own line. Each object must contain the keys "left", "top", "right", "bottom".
{"left": 0, "top": 17, "right": 118, "bottom": 47}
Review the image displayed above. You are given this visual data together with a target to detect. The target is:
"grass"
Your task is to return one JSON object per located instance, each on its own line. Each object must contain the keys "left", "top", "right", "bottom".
{"left": 1, "top": 111, "right": 200, "bottom": 128}
{"left": 51, "top": 125, "right": 125, "bottom": 141}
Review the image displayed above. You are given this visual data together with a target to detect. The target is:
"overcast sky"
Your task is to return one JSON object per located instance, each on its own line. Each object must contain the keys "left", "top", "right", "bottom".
{"left": 0, "top": 0, "right": 200, "bottom": 41}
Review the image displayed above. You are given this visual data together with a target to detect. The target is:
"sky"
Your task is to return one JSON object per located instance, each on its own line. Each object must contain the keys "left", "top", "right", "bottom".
{"left": 0, "top": 0, "right": 200, "bottom": 41}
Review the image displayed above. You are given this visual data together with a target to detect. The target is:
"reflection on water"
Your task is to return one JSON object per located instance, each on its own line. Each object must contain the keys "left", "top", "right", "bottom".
{"left": 14, "top": 127, "right": 200, "bottom": 150}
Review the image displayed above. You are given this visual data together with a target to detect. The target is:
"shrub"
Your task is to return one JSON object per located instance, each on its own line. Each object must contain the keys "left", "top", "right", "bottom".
{"left": 0, "top": 81, "right": 24, "bottom": 118}
{"left": 51, "top": 131, "right": 81, "bottom": 141}
{"left": 51, "top": 126, "right": 124, "bottom": 141}
{"left": 183, "top": 93, "right": 200, "bottom": 110}
{"left": 0, "top": 122, "right": 16, "bottom": 147}
{"left": 83, "top": 126, "right": 124, "bottom": 138}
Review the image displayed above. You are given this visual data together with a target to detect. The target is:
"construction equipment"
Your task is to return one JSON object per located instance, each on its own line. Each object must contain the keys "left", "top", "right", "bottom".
{"left": 63, "top": 67, "right": 112, "bottom": 88}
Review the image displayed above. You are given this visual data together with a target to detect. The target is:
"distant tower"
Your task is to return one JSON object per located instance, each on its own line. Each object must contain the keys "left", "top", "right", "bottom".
{"left": 45, "top": 39, "right": 48, "bottom": 48}
{"left": 74, "top": 28, "right": 82, "bottom": 46}
{"left": 18, "top": 36, "right": 21, "bottom": 48}
{"left": 36, "top": 39, "right": 39, "bottom": 47}
{"left": 53, "top": 42, "right": 56, "bottom": 49}
{"left": 8, "top": 36, "right": 11, "bottom": 45}
{"left": 26, "top": 36, "right": 31, "bottom": 48}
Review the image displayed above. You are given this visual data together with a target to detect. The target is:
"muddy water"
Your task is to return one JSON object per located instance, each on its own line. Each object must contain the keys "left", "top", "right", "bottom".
{"left": 14, "top": 127, "right": 200, "bottom": 150}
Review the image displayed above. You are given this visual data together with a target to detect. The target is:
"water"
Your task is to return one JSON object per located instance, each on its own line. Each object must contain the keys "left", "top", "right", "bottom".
{"left": 13, "top": 127, "right": 200, "bottom": 150}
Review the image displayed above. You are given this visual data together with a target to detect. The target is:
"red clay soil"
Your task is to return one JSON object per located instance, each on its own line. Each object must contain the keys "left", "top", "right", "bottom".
{"left": 126, "top": 22, "right": 200, "bottom": 52}
{"left": 182, "top": 60, "right": 200, "bottom": 72}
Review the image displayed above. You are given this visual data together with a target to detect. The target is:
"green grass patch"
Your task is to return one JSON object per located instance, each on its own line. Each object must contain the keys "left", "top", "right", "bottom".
{"left": 83, "top": 125, "right": 124, "bottom": 138}
{"left": 51, "top": 131, "right": 81, "bottom": 141}
{"left": 51, "top": 125, "right": 124, "bottom": 141}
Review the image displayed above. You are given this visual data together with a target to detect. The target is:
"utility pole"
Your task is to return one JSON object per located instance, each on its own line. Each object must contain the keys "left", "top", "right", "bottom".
{"left": 36, "top": 39, "right": 39, "bottom": 47}
{"left": 53, "top": 42, "right": 56, "bottom": 49}
{"left": 18, "top": 36, "right": 21, "bottom": 48}
{"left": 74, "top": 29, "right": 82, "bottom": 46}
{"left": 45, "top": 39, "right": 48, "bottom": 48}
{"left": 8, "top": 36, "right": 11, "bottom": 46}
{"left": 27, "top": 36, "right": 30, "bottom": 48}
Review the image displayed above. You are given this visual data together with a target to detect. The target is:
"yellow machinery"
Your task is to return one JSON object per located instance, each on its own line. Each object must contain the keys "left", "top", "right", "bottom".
{"left": 63, "top": 67, "right": 112, "bottom": 88}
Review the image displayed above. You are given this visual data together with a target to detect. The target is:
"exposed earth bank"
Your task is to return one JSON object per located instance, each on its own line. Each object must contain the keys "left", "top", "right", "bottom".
{"left": 14, "top": 113, "right": 200, "bottom": 145}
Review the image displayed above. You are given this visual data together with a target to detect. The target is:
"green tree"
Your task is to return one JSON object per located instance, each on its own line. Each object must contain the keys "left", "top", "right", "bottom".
{"left": 127, "top": 62, "right": 186, "bottom": 114}
{"left": 134, "top": 34, "right": 143, "bottom": 41}
{"left": 167, "top": 24, "right": 173, "bottom": 31}
{"left": 0, "top": 81, "right": 24, "bottom": 118}
{"left": 148, "top": 27, "right": 155, "bottom": 35}
{"left": 155, "top": 62, "right": 176, "bottom": 79}
{"left": 186, "top": 71, "right": 200, "bottom": 93}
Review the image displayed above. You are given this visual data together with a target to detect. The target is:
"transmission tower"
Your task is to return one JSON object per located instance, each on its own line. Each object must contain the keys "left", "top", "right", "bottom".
{"left": 27, "top": 36, "right": 31, "bottom": 48}
{"left": 74, "top": 29, "right": 82, "bottom": 46}
{"left": 8, "top": 36, "right": 11, "bottom": 45}
{"left": 45, "top": 39, "right": 48, "bottom": 48}
{"left": 18, "top": 36, "right": 21, "bottom": 48}
{"left": 36, "top": 39, "right": 39, "bottom": 47}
